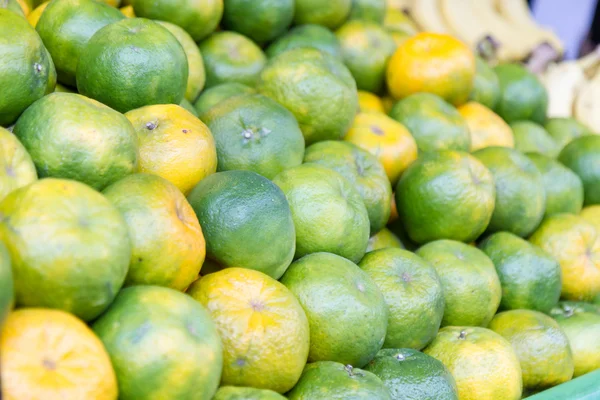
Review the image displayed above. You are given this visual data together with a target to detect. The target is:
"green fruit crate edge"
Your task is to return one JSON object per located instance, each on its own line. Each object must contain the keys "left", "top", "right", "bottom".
{"left": 525, "top": 369, "right": 600, "bottom": 399}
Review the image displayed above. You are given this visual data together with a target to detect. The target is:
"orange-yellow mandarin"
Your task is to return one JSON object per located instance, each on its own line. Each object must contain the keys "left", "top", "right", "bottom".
{"left": 125, "top": 104, "right": 217, "bottom": 194}
{"left": 358, "top": 90, "right": 385, "bottom": 113}
{"left": 345, "top": 112, "right": 418, "bottom": 184}
{"left": 26, "top": 1, "right": 48, "bottom": 27}
{"left": 0, "top": 309, "right": 118, "bottom": 400}
{"left": 386, "top": 32, "right": 476, "bottom": 106}
{"left": 119, "top": 5, "right": 135, "bottom": 17}
{"left": 458, "top": 102, "right": 514, "bottom": 152}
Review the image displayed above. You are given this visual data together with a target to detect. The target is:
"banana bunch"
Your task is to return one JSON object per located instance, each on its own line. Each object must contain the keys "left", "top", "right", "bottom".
{"left": 406, "top": 0, "right": 563, "bottom": 62}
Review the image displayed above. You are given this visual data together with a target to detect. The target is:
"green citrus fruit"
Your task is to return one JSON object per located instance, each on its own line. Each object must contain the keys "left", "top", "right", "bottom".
{"left": 0, "top": 9, "right": 55, "bottom": 126}
{"left": 199, "top": 31, "right": 266, "bottom": 89}
{"left": 366, "top": 227, "right": 404, "bottom": 252}
{"left": 549, "top": 301, "right": 600, "bottom": 317}
{"left": 36, "top": 0, "right": 125, "bottom": 86}
{"left": 288, "top": 361, "right": 391, "bottom": 400}
{"left": 53, "top": 83, "right": 74, "bottom": 93}
{"left": 529, "top": 213, "right": 600, "bottom": 301}
{"left": 179, "top": 98, "right": 198, "bottom": 116}
{"left": 0, "top": 242, "right": 13, "bottom": 328}
{"left": 13, "top": 92, "right": 138, "bottom": 190}
{"left": 359, "top": 248, "right": 444, "bottom": 349}
{"left": 92, "top": 286, "right": 223, "bottom": 400}
{"left": 213, "top": 386, "right": 286, "bottom": 400}
{"left": 187, "top": 170, "right": 295, "bottom": 279}
{"left": 493, "top": 63, "right": 548, "bottom": 124}
{"left": 348, "top": 0, "right": 385, "bottom": 23}
{"left": 272, "top": 164, "right": 369, "bottom": 263}
{"left": 389, "top": 93, "right": 471, "bottom": 153}
{"left": 335, "top": 20, "right": 396, "bottom": 93}
{"left": 193, "top": 82, "right": 255, "bottom": 118}
{"left": 304, "top": 140, "right": 392, "bottom": 234}
{"left": 132, "top": 0, "right": 222, "bottom": 41}
{"left": 559, "top": 135, "right": 600, "bottom": 205}
{"left": 364, "top": 348, "right": 458, "bottom": 400}
{"left": 77, "top": 18, "right": 188, "bottom": 113}
{"left": 0, "top": 126, "right": 36, "bottom": 202}
{"left": 469, "top": 56, "right": 500, "bottom": 109}
{"left": 510, "top": 121, "right": 559, "bottom": 158}
{"left": 417, "top": 240, "right": 501, "bottom": 327}
{"left": 479, "top": 231, "right": 561, "bottom": 313}
{"left": 294, "top": 0, "right": 352, "bottom": 30}
{"left": 188, "top": 268, "right": 309, "bottom": 393}
{"left": 103, "top": 173, "right": 205, "bottom": 290}
{"left": 554, "top": 311, "right": 600, "bottom": 377}
{"left": 201, "top": 93, "right": 305, "bottom": 179}
{"left": 265, "top": 24, "right": 343, "bottom": 59}
{"left": 0, "top": 178, "right": 130, "bottom": 321}
{"left": 0, "top": 0, "right": 25, "bottom": 15}
{"left": 473, "top": 146, "right": 546, "bottom": 237}
{"left": 222, "top": 0, "right": 294, "bottom": 44}
{"left": 490, "top": 310, "right": 573, "bottom": 390}
{"left": 396, "top": 150, "right": 495, "bottom": 244}
{"left": 258, "top": 47, "right": 358, "bottom": 144}
{"left": 544, "top": 117, "right": 593, "bottom": 152}
{"left": 527, "top": 152, "right": 584, "bottom": 217}
{"left": 157, "top": 21, "right": 206, "bottom": 102}
{"left": 280, "top": 252, "right": 388, "bottom": 367}
{"left": 424, "top": 326, "right": 522, "bottom": 400}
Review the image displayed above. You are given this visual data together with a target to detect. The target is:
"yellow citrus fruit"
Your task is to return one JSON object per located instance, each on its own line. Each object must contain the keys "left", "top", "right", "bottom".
{"left": 581, "top": 205, "right": 600, "bottom": 232}
{"left": 26, "top": 1, "right": 48, "bottom": 26}
{"left": 358, "top": 90, "right": 385, "bottom": 113}
{"left": 0, "top": 126, "right": 36, "bottom": 202}
{"left": 344, "top": 112, "right": 418, "bottom": 184}
{"left": 15, "top": 0, "right": 29, "bottom": 15}
{"left": 119, "top": 4, "right": 134, "bottom": 17}
{"left": 386, "top": 32, "right": 475, "bottom": 106}
{"left": 458, "top": 102, "right": 514, "bottom": 152}
{"left": 124, "top": 104, "right": 217, "bottom": 194}
{"left": 188, "top": 268, "right": 310, "bottom": 393}
{"left": 0, "top": 309, "right": 117, "bottom": 400}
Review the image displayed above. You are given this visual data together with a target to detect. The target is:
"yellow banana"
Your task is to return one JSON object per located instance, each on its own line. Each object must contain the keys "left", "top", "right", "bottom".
{"left": 439, "top": 0, "right": 487, "bottom": 49}
{"left": 409, "top": 0, "right": 451, "bottom": 34}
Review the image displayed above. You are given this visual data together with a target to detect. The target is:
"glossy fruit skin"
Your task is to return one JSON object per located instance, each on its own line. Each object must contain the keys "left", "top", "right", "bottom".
{"left": 0, "top": 9, "right": 55, "bottom": 126}
{"left": 304, "top": 140, "right": 391, "bottom": 234}
{"left": 287, "top": 361, "right": 392, "bottom": 400}
{"left": 549, "top": 301, "right": 600, "bottom": 317}
{"left": 366, "top": 228, "right": 404, "bottom": 253}
{"left": 92, "top": 286, "right": 223, "bottom": 400}
{"left": 555, "top": 312, "right": 600, "bottom": 377}
{"left": 386, "top": 33, "right": 475, "bottom": 106}
{"left": 359, "top": 248, "right": 444, "bottom": 350}
{"left": 0, "top": 126, "right": 37, "bottom": 202}
{"left": 187, "top": 170, "right": 296, "bottom": 279}
{"left": 0, "top": 242, "right": 13, "bottom": 329}
{"left": 559, "top": 135, "right": 600, "bottom": 205}
{"left": 528, "top": 153, "right": 584, "bottom": 217}
{"left": 490, "top": 310, "right": 574, "bottom": 390}
{"left": 293, "top": 0, "right": 352, "bottom": 30}
{"left": 188, "top": 268, "right": 309, "bottom": 393}
{"left": 480, "top": 232, "right": 561, "bottom": 313}
{"left": 423, "top": 327, "right": 522, "bottom": 400}
{"left": 258, "top": 48, "right": 358, "bottom": 145}
{"left": 222, "top": 0, "right": 294, "bottom": 44}
{"left": 273, "top": 164, "right": 370, "bottom": 263}
{"left": 213, "top": 386, "right": 286, "bottom": 400}
{"left": 0, "top": 178, "right": 130, "bottom": 321}
{"left": 364, "top": 348, "right": 459, "bottom": 400}
{"left": 348, "top": 0, "right": 386, "bottom": 23}
{"left": 36, "top": 0, "right": 125, "bottom": 86}
{"left": 457, "top": 102, "right": 514, "bottom": 152}
{"left": 13, "top": 92, "right": 138, "bottom": 190}
{"left": 132, "top": 0, "right": 223, "bottom": 41}
{"left": 469, "top": 56, "right": 500, "bottom": 109}
{"left": 194, "top": 82, "right": 255, "bottom": 118}
{"left": 77, "top": 18, "right": 188, "bottom": 113}
{"left": 493, "top": 63, "right": 548, "bottom": 124}
{"left": 1, "top": 309, "right": 118, "bottom": 400}
{"left": 511, "top": 121, "right": 559, "bottom": 158}
{"left": 344, "top": 112, "right": 418, "bottom": 185}
{"left": 280, "top": 252, "right": 388, "bottom": 367}
{"left": 544, "top": 117, "right": 593, "bottom": 152}
{"left": 103, "top": 174, "right": 205, "bottom": 290}
{"left": 417, "top": 240, "right": 501, "bottom": 327}
{"left": 530, "top": 213, "right": 600, "bottom": 301}
{"left": 473, "top": 146, "right": 546, "bottom": 237}
{"left": 265, "top": 24, "right": 343, "bottom": 59}
{"left": 336, "top": 20, "right": 396, "bottom": 93}
{"left": 125, "top": 104, "right": 217, "bottom": 195}
{"left": 389, "top": 93, "right": 471, "bottom": 153}
{"left": 199, "top": 31, "right": 266, "bottom": 89}
{"left": 202, "top": 93, "right": 305, "bottom": 180}
{"left": 396, "top": 150, "right": 496, "bottom": 244}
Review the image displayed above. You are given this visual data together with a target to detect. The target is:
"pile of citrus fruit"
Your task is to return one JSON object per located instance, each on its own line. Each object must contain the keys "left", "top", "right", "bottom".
{"left": 1, "top": 0, "right": 600, "bottom": 399}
